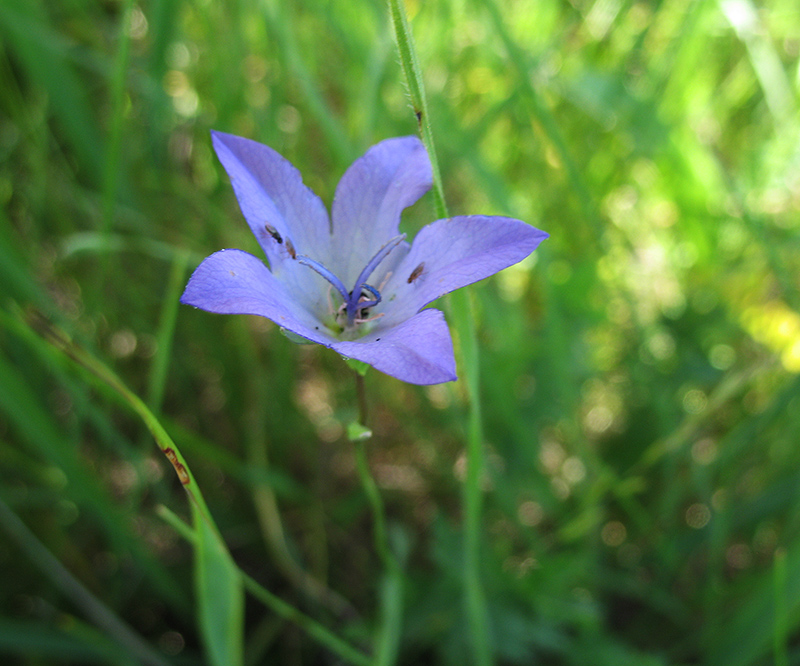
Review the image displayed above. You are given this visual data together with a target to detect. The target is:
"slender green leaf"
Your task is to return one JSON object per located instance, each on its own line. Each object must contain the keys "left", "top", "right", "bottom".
{"left": 194, "top": 502, "right": 244, "bottom": 666}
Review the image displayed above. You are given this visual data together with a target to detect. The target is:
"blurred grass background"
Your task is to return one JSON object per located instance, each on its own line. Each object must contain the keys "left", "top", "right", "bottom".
{"left": 2, "top": 0, "right": 800, "bottom": 663}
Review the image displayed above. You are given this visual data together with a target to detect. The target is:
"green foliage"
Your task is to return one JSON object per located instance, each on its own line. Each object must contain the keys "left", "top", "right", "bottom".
{"left": 1, "top": 0, "right": 800, "bottom": 664}
{"left": 193, "top": 508, "right": 243, "bottom": 666}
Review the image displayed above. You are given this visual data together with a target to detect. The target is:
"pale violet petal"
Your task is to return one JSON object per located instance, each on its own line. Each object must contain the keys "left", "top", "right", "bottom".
{"left": 332, "top": 309, "right": 456, "bottom": 385}
{"left": 181, "top": 250, "right": 456, "bottom": 384}
{"left": 211, "top": 131, "right": 331, "bottom": 268}
{"left": 180, "top": 249, "right": 336, "bottom": 344}
{"left": 377, "top": 216, "right": 548, "bottom": 326}
{"left": 330, "top": 136, "right": 431, "bottom": 286}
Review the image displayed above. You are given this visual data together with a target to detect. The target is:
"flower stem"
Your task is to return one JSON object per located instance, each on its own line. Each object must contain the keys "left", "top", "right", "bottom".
{"left": 388, "top": 2, "right": 493, "bottom": 663}
{"left": 387, "top": 0, "right": 447, "bottom": 220}
{"left": 354, "top": 437, "right": 392, "bottom": 573}
{"left": 449, "top": 290, "right": 492, "bottom": 664}
{"left": 355, "top": 371, "right": 370, "bottom": 428}
{"left": 242, "top": 573, "right": 372, "bottom": 666}
{"left": 354, "top": 438, "right": 403, "bottom": 666}
{"left": 352, "top": 372, "right": 403, "bottom": 665}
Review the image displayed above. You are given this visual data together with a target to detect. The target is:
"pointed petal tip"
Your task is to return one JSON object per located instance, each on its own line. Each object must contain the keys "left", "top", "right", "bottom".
{"left": 532, "top": 226, "right": 550, "bottom": 242}
{"left": 209, "top": 128, "right": 226, "bottom": 145}
{"left": 425, "top": 371, "right": 458, "bottom": 386}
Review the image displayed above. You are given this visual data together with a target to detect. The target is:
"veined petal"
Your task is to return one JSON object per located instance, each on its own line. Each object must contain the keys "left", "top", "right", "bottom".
{"left": 181, "top": 250, "right": 456, "bottom": 384}
{"left": 330, "top": 136, "right": 431, "bottom": 286}
{"left": 379, "top": 216, "right": 548, "bottom": 325}
{"left": 332, "top": 309, "right": 456, "bottom": 385}
{"left": 180, "top": 249, "right": 335, "bottom": 345}
{"left": 186, "top": 132, "right": 548, "bottom": 386}
{"left": 211, "top": 131, "right": 331, "bottom": 268}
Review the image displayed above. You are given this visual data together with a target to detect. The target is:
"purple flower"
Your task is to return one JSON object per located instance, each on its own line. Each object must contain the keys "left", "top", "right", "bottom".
{"left": 181, "top": 131, "right": 547, "bottom": 385}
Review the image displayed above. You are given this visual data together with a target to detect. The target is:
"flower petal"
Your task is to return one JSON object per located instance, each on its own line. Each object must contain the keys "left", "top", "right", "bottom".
{"left": 181, "top": 250, "right": 456, "bottom": 384}
{"left": 379, "top": 216, "right": 548, "bottom": 325}
{"left": 332, "top": 309, "right": 457, "bottom": 385}
{"left": 180, "top": 249, "right": 336, "bottom": 344}
{"left": 211, "top": 131, "right": 331, "bottom": 267}
{"left": 330, "top": 136, "right": 432, "bottom": 286}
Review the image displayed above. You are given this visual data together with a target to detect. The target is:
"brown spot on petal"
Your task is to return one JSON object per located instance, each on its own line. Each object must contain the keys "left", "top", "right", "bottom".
{"left": 407, "top": 262, "right": 425, "bottom": 283}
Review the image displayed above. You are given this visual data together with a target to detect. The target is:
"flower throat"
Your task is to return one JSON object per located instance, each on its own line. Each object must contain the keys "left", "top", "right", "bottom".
{"left": 265, "top": 224, "right": 405, "bottom": 331}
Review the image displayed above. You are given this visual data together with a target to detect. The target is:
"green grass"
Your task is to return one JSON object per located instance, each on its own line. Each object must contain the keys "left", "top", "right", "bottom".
{"left": 1, "top": 0, "right": 800, "bottom": 663}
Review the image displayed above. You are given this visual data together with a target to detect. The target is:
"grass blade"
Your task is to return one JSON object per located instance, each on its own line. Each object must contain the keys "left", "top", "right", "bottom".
{"left": 388, "top": 2, "right": 492, "bottom": 664}
{"left": 5, "top": 308, "right": 245, "bottom": 666}
{"left": 194, "top": 502, "right": 244, "bottom": 666}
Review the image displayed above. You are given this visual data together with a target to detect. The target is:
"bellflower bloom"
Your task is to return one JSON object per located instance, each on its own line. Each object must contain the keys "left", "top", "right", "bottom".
{"left": 181, "top": 131, "right": 547, "bottom": 384}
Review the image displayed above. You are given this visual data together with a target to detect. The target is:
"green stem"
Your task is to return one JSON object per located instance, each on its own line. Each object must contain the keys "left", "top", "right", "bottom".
{"left": 354, "top": 439, "right": 403, "bottom": 665}
{"left": 355, "top": 371, "right": 370, "bottom": 428}
{"left": 388, "top": 2, "right": 492, "bottom": 663}
{"left": 354, "top": 438, "right": 392, "bottom": 574}
{"left": 147, "top": 248, "right": 189, "bottom": 413}
{"left": 243, "top": 574, "right": 372, "bottom": 666}
{"left": 157, "top": 505, "right": 371, "bottom": 666}
{"left": 451, "top": 291, "right": 491, "bottom": 665}
{"left": 10, "top": 308, "right": 366, "bottom": 665}
{"left": 352, "top": 372, "right": 403, "bottom": 665}
{"left": 9, "top": 307, "right": 214, "bottom": 523}
{"left": 387, "top": 0, "right": 447, "bottom": 220}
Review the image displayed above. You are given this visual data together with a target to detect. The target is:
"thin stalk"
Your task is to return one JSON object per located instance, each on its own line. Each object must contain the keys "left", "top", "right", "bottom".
{"left": 388, "top": 2, "right": 492, "bottom": 663}
{"left": 11, "top": 309, "right": 365, "bottom": 664}
{"left": 354, "top": 438, "right": 393, "bottom": 576}
{"left": 147, "top": 248, "right": 189, "bottom": 412}
{"left": 387, "top": 0, "right": 447, "bottom": 219}
{"left": 158, "top": 505, "right": 371, "bottom": 666}
{"left": 450, "top": 290, "right": 491, "bottom": 665}
{"left": 352, "top": 372, "right": 403, "bottom": 666}
{"left": 243, "top": 573, "right": 372, "bottom": 666}
{"left": 13, "top": 308, "right": 213, "bottom": 522}
{"left": 355, "top": 371, "right": 370, "bottom": 428}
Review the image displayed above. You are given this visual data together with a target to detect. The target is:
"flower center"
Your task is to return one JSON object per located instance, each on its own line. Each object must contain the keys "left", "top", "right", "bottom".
{"left": 276, "top": 232, "right": 405, "bottom": 330}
